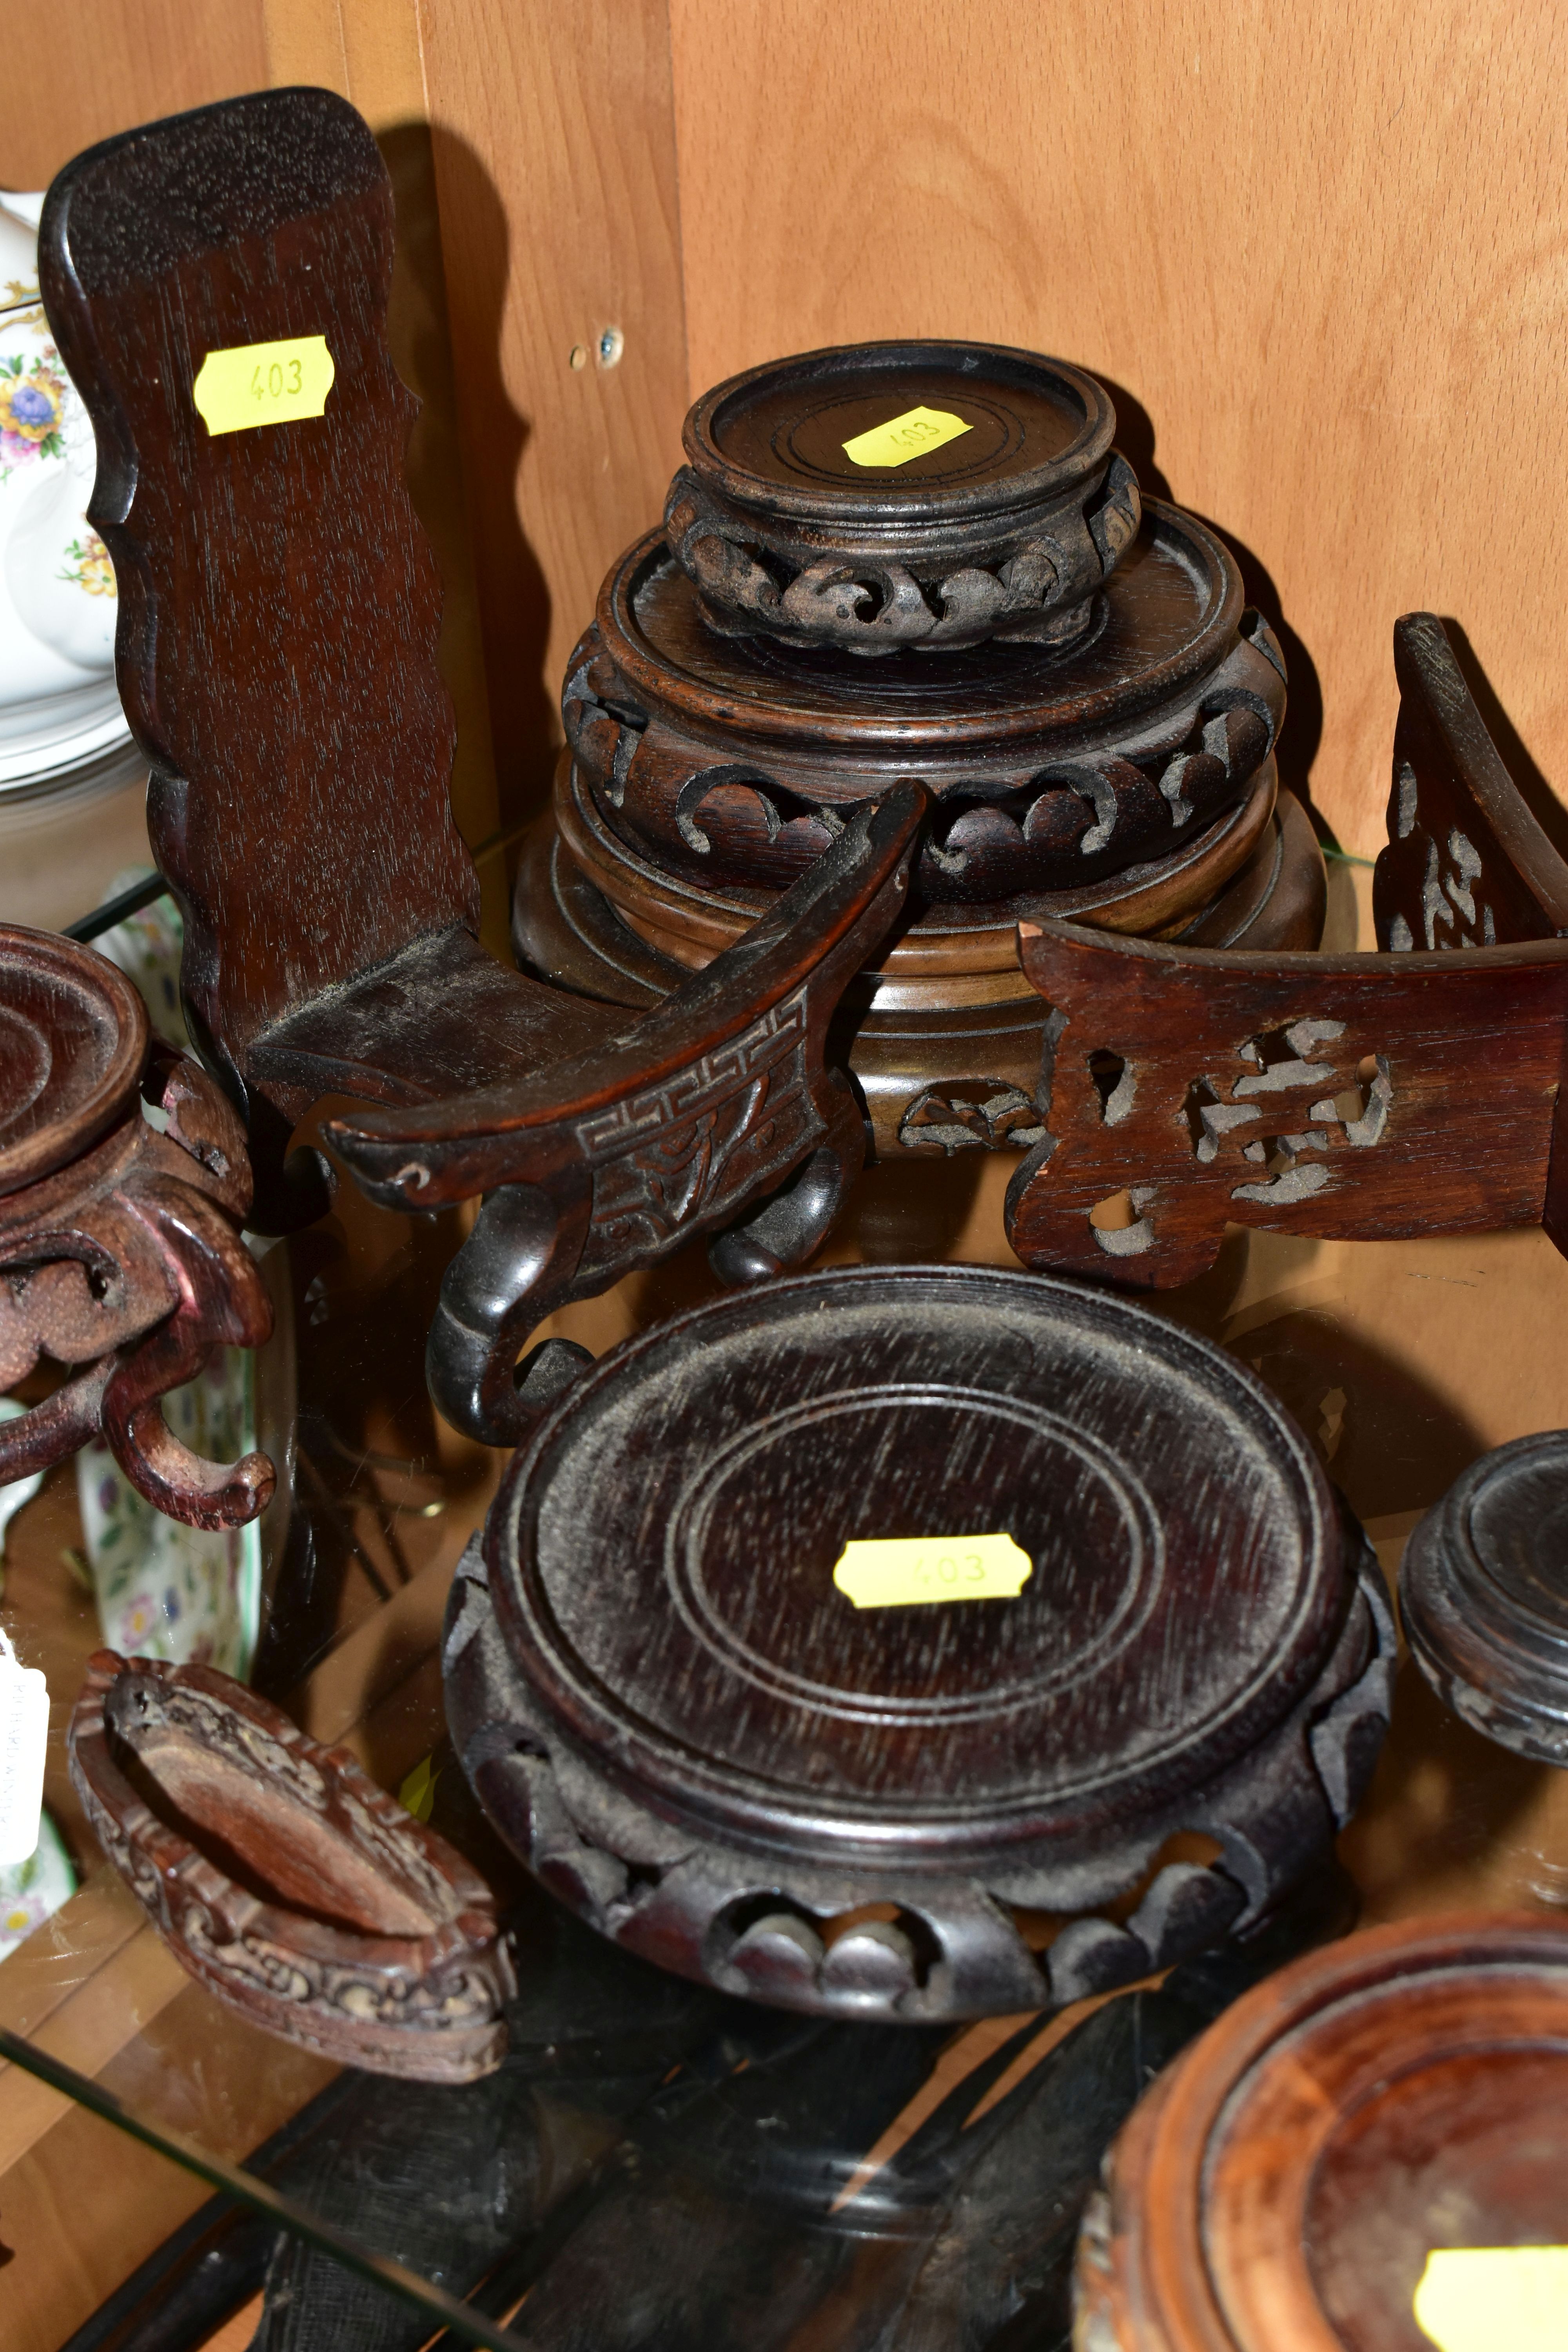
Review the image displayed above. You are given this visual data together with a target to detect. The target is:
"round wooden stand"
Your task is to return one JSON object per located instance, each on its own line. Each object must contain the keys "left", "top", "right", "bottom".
{"left": 1075, "top": 1911, "right": 1568, "bottom": 2352}
{"left": 444, "top": 1265, "right": 1392, "bottom": 2023}
{"left": 514, "top": 760, "right": 1325, "bottom": 1157}
{"left": 1400, "top": 1430, "right": 1568, "bottom": 1762}
{"left": 0, "top": 924, "right": 274, "bottom": 1524}
{"left": 568, "top": 504, "right": 1286, "bottom": 905}
{"left": 664, "top": 339, "right": 1137, "bottom": 655}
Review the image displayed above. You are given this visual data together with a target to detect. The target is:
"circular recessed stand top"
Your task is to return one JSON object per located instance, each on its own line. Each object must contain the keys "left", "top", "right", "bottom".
{"left": 490, "top": 1267, "right": 1342, "bottom": 1869}
{"left": 665, "top": 341, "right": 1141, "bottom": 653}
{"left": 449, "top": 1265, "right": 1391, "bottom": 2022}
{"left": 0, "top": 924, "right": 147, "bottom": 1198}
{"left": 1401, "top": 1430, "right": 1568, "bottom": 1763}
{"left": 682, "top": 340, "right": 1115, "bottom": 529}
{"left": 1079, "top": 1911, "right": 1568, "bottom": 2352}
{"left": 607, "top": 504, "right": 1243, "bottom": 759}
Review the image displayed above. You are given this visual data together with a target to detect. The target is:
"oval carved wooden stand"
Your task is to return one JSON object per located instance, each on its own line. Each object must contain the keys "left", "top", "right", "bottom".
{"left": 1074, "top": 1911, "right": 1568, "bottom": 2352}
{"left": 1400, "top": 1428, "right": 1568, "bottom": 1763}
{"left": 70, "top": 1651, "right": 513, "bottom": 2082}
{"left": 445, "top": 1266, "right": 1392, "bottom": 2024}
{"left": 0, "top": 923, "right": 274, "bottom": 1527}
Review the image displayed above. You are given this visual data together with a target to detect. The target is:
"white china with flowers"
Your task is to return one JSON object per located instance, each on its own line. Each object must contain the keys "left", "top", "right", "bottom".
{"left": 0, "top": 190, "right": 132, "bottom": 791}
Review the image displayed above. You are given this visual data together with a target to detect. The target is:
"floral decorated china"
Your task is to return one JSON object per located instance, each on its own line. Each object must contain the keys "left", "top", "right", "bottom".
{"left": 0, "top": 191, "right": 130, "bottom": 789}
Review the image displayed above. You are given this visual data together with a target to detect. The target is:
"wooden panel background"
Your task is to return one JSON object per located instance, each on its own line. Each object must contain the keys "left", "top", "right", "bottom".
{"left": 662, "top": 0, "right": 1568, "bottom": 854}
{"left": 415, "top": 0, "right": 690, "bottom": 820}
{"left": 9, "top": 3, "right": 1565, "bottom": 865}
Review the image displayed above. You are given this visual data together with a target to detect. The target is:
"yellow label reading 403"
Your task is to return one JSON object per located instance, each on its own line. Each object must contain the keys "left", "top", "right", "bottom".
{"left": 192, "top": 336, "right": 336, "bottom": 437}
{"left": 833, "top": 1531, "right": 1033, "bottom": 1610}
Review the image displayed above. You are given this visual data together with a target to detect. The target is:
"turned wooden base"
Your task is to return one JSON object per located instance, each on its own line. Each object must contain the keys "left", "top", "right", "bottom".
{"left": 1401, "top": 1430, "right": 1568, "bottom": 1763}
{"left": 445, "top": 1266, "right": 1392, "bottom": 2024}
{"left": 570, "top": 505, "right": 1286, "bottom": 905}
{"left": 667, "top": 340, "right": 1136, "bottom": 654}
{"left": 513, "top": 766, "right": 1325, "bottom": 1157}
{"left": 1077, "top": 1911, "right": 1568, "bottom": 2352}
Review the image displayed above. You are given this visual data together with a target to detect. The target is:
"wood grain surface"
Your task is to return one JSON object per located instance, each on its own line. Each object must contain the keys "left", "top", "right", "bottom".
{"left": 666, "top": 0, "right": 1568, "bottom": 856}
{"left": 0, "top": 0, "right": 506, "bottom": 946}
{"left": 417, "top": 0, "right": 690, "bottom": 818}
{"left": 1078, "top": 1911, "right": 1568, "bottom": 2352}
{"left": 0, "top": 0, "right": 267, "bottom": 183}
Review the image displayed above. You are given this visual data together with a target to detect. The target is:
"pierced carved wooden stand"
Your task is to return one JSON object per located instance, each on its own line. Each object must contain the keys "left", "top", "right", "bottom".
{"left": 1075, "top": 1911, "right": 1568, "bottom": 2352}
{"left": 1001, "top": 613, "right": 1568, "bottom": 1285}
{"left": 445, "top": 1265, "right": 1392, "bottom": 2024}
{"left": 517, "top": 343, "right": 1324, "bottom": 1161}
{"left": 1400, "top": 1430, "right": 1568, "bottom": 1763}
{"left": 70, "top": 1651, "right": 513, "bottom": 2081}
{"left": 0, "top": 924, "right": 273, "bottom": 1528}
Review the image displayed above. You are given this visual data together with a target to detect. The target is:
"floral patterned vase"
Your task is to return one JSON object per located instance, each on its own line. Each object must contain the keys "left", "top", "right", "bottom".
{"left": 74, "top": 880, "right": 266, "bottom": 1679}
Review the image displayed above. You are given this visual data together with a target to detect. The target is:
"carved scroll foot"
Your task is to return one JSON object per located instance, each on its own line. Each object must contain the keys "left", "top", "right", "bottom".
{"left": 0, "top": 931, "right": 276, "bottom": 1529}
{"left": 425, "top": 1186, "right": 594, "bottom": 1448}
{"left": 707, "top": 1125, "right": 862, "bottom": 1287}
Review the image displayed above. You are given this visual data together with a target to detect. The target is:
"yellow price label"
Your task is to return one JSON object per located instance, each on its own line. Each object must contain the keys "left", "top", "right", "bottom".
{"left": 832, "top": 1532, "right": 1033, "bottom": 1610}
{"left": 1414, "top": 2248, "right": 1568, "bottom": 2352}
{"left": 192, "top": 335, "right": 336, "bottom": 437}
{"left": 841, "top": 404, "right": 973, "bottom": 468}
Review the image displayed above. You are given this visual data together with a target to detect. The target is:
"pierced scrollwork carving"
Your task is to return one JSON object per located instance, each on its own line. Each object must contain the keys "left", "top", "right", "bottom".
{"left": 443, "top": 1521, "right": 1393, "bottom": 2025}
{"left": 0, "top": 928, "right": 274, "bottom": 1530}
{"left": 897, "top": 1080, "right": 1049, "bottom": 1154}
{"left": 69, "top": 1651, "right": 514, "bottom": 2081}
{"left": 1372, "top": 612, "right": 1568, "bottom": 953}
{"left": 566, "top": 601, "right": 1287, "bottom": 904}
{"left": 1004, "top": 915, "right": 1568, "bottom": 1289}
{"left": 665, "top": 460, "right": 1139, "bottom": 656}
{"left": 1380, "top": 759, "right": 1500, "bottom": 950}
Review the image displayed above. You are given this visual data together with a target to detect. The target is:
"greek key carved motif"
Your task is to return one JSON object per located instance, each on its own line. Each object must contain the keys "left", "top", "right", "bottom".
{"left": 578, "top": 986, "right": 819, "bottom": 1270}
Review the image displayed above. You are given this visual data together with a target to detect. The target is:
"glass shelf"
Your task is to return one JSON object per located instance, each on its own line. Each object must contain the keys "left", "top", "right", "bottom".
{"left": 5, "top": 889, "right": 1568, "bottom": 2351}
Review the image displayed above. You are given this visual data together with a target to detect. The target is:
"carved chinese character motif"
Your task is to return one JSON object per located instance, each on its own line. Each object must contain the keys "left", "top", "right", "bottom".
{"left": 1004, "top": 613, "right": 1568, "bottom": 1287}
{"left": 0, "top": 925, "right": 273, "bottom": 1528}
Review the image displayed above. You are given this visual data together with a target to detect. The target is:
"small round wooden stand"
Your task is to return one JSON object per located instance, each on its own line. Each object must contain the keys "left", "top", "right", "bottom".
{"left": 665, "top": 339, "right": 1136, "bottom": 655}
{"left": 1401, "top": 1429, "right": 1568, "bottom": 1762}
{"left": 1075, "top": 1911, "right": 1568, "bottom": 2352}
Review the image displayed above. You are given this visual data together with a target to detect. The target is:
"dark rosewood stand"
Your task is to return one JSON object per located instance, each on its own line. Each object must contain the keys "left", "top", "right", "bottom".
{"left": 0, "top": 924, "right": 273, "bottom": 1527}
{"left": 515, "top": 340, "right": 1325, "bottom": 1165}
{"left": 445, "top": 1265, "right": 1392, "bottom": 2023}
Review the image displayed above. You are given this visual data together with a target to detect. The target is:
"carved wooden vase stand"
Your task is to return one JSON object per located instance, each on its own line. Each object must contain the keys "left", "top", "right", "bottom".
{"left": 1001, "top": 613, "right": 1568, "bottom": 1287}
{"left": 1076, "top": 1911, "right": 1568, "bottom": 2352}
{"left": 518, "top": 341, "right": 1323, "bottom": 1163}
{"left": 0, "top": 923, "right": 273, "bottom": 1526}
{"left": 71, "top": 1650, "right": 513, "bottom": 2081}
{"left": 445, "top": 1265, "right": 1392, "bottom": 2024}
{"left": 38, "top": 90, "right": 940, "bottom": 1446}
{"left": 1401, "top": 1429, "right": 1568, "bottom": 1763}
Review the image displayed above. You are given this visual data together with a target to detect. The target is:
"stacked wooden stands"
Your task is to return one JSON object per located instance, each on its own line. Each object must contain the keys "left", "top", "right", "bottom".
{"left": 514, "top": 342, "right": 1326, "bottom": 1160}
